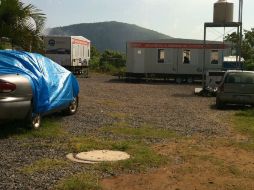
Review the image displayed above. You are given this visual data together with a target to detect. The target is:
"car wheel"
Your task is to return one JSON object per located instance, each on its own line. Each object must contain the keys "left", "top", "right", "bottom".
{"left": 216, "top": 97, "right": 225, "bottom": 109}
{"left": 65, "top": 96, "right": 79, "bottom": 115}
{"left": 31, "top": 113, "right": 41, "bottom": 129}
{"left": 26, "top": 107, "right": 41, "bottom": 129}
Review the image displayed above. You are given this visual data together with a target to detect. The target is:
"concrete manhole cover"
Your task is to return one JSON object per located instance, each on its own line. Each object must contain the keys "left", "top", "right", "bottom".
{"left": 66, "top": 150, "right": 130, "bottom": 164}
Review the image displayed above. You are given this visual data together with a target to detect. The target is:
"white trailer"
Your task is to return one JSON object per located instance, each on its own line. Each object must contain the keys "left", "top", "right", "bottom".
{"left": 126, "top": 38, "right": 231, "bottom": 83}
{"left": 43, "top": 36, "right": 90, "bottom": 77}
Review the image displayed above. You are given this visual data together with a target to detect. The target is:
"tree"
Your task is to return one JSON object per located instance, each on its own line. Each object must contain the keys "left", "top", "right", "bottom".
{"left": 225, "top": 29, "right": 254, "bottom": 61}
{"left": 0, "top": 0, "right": 46, "bottom": 51}
{"left": 100, "top": 50, "right": 126, "bottom": 72}
{"left": 225, "top": 28, "right": 254, "bottom": 70}
{"left": 89, "top": 46, "right": 101, "bottom": 70}
{"left": 89, "top": 47, "right": 126, "bottom": 73}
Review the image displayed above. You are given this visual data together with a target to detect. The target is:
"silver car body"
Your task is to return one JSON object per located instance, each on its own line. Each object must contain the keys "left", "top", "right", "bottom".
{"left": 0, "top": 74, "right": 33, "bottom": 120}
{"left": 216, "top": 70, "right": 254, "bottom": 106}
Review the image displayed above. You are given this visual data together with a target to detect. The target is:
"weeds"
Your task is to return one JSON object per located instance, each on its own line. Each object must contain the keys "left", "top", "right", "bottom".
{"left": 101, "top": 122, "right": 176, "bottom": 139}
{"left": 16, "top": 118, "right": 66, "bottom": 139}
{"left": 233, "top": 109, "right": 254, "bottom": 151}
{"left": 234, "top": 109, "right": 254, "bottom": 137}
{"left": 20, "top": 158, "right": 69, "bottom": 174}
{"left": 0, "top": 118, "right": 66, "bottom": 139}
{"left": 55, "top": 173, "right": 102, "bottom": 190}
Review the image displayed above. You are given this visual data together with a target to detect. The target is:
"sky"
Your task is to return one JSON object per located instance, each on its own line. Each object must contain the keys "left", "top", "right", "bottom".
{"left": 21, "top": 0, "right": 253, "bottom": 40}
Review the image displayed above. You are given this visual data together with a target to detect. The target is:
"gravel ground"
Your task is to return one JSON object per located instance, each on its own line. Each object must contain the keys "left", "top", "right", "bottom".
{"left": 0, "top": 74, "right": 235, "bottom": 189}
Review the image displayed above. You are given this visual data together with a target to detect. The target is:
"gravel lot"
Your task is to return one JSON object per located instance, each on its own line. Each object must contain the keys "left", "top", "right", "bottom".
{"left": 0, "top": 74, "right": 235, "bottom": 190}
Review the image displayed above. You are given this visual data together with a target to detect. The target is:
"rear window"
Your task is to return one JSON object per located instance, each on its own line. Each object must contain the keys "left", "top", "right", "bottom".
{"left": 225, "top": 72, "right": 254, "bottom": 84}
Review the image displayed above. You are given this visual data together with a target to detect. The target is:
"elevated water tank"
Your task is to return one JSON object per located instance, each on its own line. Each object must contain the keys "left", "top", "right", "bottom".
{"left": 213, "top": 0, "right": 234, "bottom": 23}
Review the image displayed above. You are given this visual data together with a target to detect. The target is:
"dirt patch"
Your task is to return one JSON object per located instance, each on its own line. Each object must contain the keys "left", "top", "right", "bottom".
{"left": 101, "top": 136, "right": 254, "bottom": 190}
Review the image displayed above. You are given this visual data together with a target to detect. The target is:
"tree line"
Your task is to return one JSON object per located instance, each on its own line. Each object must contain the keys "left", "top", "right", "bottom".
{"left": 225, "top": 28, "right": 254, "bottom": 70}
{"left": 90, "top": 46, "right": 126, "bottom": 74}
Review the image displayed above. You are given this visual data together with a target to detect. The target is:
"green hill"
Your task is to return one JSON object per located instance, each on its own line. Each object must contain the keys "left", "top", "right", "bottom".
{"left": 47, "top": 21, "right": 172, "bottom": 52}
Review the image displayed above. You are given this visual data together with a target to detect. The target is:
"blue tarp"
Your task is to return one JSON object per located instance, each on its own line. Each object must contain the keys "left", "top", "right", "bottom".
{"left": 0, "top": 50, "right": 79, "bottom": 114}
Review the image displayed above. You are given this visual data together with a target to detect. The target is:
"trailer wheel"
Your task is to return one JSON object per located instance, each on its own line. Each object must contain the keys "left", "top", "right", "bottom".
{"left": 187, "top": 77, "right": 193, "bottom": 84}
{"left": 83, "top": 68, "right": 89, "bottom": 78}
{"left": 176, "top": 77, "right": 182, "bottom": 84}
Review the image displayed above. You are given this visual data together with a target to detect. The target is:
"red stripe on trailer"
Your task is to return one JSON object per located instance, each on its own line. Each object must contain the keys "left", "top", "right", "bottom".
{"left": 72, "top": 39, "right": 90, "bottom": 45}
{"left": 130, "top": 42, "right": 227, "bottom": 49}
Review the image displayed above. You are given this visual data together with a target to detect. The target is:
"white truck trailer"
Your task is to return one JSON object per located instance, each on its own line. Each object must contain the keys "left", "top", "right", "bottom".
{"left": 43, "top": 36, "right": 90, "bottom": 77}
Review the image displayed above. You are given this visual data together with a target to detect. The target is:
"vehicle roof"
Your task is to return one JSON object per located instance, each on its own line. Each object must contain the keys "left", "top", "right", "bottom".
{"left": 224, "top": 56, "right": 244, "bottom": 62}
{"left": 226, "top": 70, "right": 254, "bottom": 74}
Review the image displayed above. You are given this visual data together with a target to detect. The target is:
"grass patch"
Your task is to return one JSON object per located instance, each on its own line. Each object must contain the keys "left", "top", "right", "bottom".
{"left": 57, "top": 122, "right": 175, "bottom": 188}
{"left": 97, "top": 99, "right": 120, "bottom": 108}
{"left": 58, "top": 134, "right": 166, "bottom": 188}
{"left": 16, "top": 118, "right": 67, "bottom": 139}
{"left": 101, "top": 123, "right": 176, "bottom": 139}
{"left": 0, "top": 121, "right": 27, "bottom": 139}
{"left": 55, "top": 173, "right": 101, "bottom": 190}
{"left": 198, "top": 154, "right": 225, "bottom": 167}
{"left": 234, "top": 109, "right": 254, "bottom": 137}
{"left": 227, "top": 165, "right": 242, "bottom": 177}
{"left": 0, "top": 118, "right": 66, "bottom": 139}
{"left": 20, "top": 158, "right": 69, "bottom": 174}
{"left": 233, "top": 109, "right": 254, "bottom": 151}
{"left": 108, "top": 112, "right": 127, "bottom": 120}
{"left": 235, "top": 140, "right": 254, "bottom": 151}
{"left": 69, "top": 136, "right": 167, "bottom": 173}
{"left": 93, "top": 144, "right": 167, "bottom": 174}
{"left": 68, "top": 136, "right": 115, "bottom": 152}
{"left": 120, "top": 144, "right": 167, "bottom": 171}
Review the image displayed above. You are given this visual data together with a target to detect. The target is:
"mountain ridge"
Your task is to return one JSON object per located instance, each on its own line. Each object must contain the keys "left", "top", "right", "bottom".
{"left": 47, "top": 21, "right": 172, "bottom": 52}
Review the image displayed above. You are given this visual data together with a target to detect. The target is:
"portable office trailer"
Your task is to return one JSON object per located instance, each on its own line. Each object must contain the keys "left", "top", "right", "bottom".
{"left": 126, "top": 38, "right": 231, "bottom": 83}
{"left": 43, "top": 36, "right": 90, "bottom": 77}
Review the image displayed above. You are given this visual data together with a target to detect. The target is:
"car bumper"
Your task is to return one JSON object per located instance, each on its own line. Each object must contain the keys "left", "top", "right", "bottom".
{"left": 0, "top": 97, "right": 31, "bottom": 120}
{"left": 217, "top": 93, "right": 254, "bottom": 105}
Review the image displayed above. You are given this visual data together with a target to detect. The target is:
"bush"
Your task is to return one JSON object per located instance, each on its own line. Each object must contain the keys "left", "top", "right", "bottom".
{"left": 89, "top": 46, "right": 126, "bottom": 74}
{"left": 244, "top": 60, "right": 254, "bottom": 71}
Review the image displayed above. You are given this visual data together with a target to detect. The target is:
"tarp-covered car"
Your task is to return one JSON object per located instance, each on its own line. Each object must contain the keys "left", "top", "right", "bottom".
{"left": 0, "top": 50, "right": 79, "bottom": 129}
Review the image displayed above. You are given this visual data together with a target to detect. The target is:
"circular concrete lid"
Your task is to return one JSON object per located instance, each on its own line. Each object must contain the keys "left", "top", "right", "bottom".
{"left": 75, "top": 150, "right": 130, "bottom": 162}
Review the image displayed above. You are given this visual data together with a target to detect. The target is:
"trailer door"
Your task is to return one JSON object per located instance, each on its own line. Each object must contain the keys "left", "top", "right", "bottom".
{"left": 133, "top": 49, "right": 145, "bottom": 73}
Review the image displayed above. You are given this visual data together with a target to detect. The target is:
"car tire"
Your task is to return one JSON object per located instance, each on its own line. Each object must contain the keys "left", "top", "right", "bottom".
{"left": 64, "top": 96, "right": 79, "bottom": 115}
{"left": 216, "top": 98, "right": 225, "bottom": 109}
{"left": 26, "top": 107, "right": 41, "bottom": 129}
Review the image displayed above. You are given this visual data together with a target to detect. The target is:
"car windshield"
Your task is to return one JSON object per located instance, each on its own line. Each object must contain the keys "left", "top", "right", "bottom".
{"left": 225, "top": 72, "right": 254, "bottom": 84}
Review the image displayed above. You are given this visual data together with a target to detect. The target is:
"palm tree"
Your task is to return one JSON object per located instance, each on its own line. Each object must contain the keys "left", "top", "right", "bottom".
{"left": 0, "top": 0, "right": 46, "bottom": 51}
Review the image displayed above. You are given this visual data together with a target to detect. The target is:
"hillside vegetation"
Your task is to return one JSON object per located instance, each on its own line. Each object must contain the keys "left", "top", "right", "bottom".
{"left": 47, "top": 21, "right": 172, "bottom": 52}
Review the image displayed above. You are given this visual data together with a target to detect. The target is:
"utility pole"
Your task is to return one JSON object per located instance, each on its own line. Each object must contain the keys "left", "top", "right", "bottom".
{"left": 238, "top": 0, "right": 243, "bottom": 68}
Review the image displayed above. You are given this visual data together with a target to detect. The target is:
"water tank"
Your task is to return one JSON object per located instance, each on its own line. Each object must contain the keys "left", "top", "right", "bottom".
{"left": 213, "top": 0, "right": 234, "bottom": 23}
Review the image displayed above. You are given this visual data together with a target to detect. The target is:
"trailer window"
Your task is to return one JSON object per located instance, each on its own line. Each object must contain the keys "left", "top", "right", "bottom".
{"left": 211, "top": 50, "right": 219, "bottom": 64}
{"left": 183, "top": 50, "right": 190, "bottom": 64}
{"left": 158, "top": 49, "right": 165, "bottom": 63}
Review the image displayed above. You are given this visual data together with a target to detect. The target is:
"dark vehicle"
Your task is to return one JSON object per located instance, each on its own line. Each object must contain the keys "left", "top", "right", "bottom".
{"left": 0, "top": 50, "right": 79, "bottom": 129}
{"left": 216, "top": 70, "right": 254, "bottom": 108}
